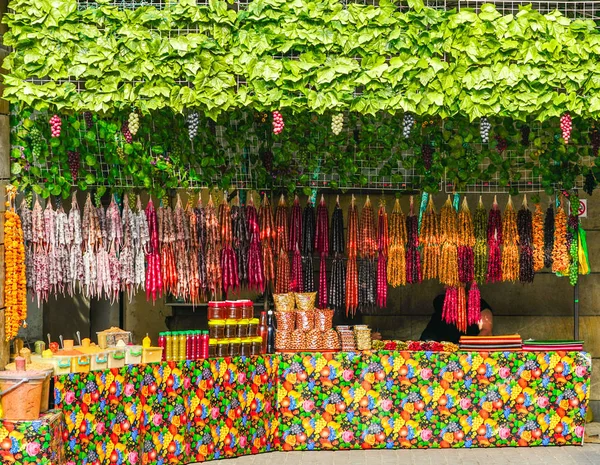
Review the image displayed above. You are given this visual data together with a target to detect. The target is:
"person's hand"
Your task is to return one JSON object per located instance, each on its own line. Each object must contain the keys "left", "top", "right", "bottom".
{"left": 372, "top": 332, "right": 382, "bottom": 341}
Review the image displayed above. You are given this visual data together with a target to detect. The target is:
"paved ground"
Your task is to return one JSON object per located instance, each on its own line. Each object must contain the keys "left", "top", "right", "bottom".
{"left": 223, "top": 444, "right": 600, "bottom": 465}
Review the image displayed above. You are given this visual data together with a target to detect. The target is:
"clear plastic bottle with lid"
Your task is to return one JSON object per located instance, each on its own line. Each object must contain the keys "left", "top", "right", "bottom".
{"left": 178, "top": 332, "right": 186, "bottom": 361}
{"left": 171, "top": 332, "right": 179, "bottom": 361}
{"left": 165, "top": 332, "right": 173, "bottom": 361}
{"left": 248, "top": 318, "right": 259, "bottom": 337}
{"left": 230, "top": 338, "right": 241, "bottom": 357}
{"left": 225, "top": 319, "right": 238, "bottom": 338}
{"left": 237, "top": 319, "right": 249, "bottom": 338}
{"left": 208, "top": 319, "right": 226, "bottom": 339}
{"left": 208, "top": 339, "right": 217, "bottom": 358}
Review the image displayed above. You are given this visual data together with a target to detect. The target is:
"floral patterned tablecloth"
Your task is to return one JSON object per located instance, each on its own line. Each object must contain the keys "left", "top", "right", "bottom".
{"left": 278, "top": 351, "right": 591, "bottom": 450}
{"left": 0, "top": 410, "right": 64, "bottom": 465}
{"left": 53, "top": 350, "right": 591, "bottom": 464}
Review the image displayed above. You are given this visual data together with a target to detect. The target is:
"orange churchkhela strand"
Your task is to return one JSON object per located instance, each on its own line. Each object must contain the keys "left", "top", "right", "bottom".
{"left": 439, "top": 196, "right": 459, "bottom": 287}
{"left": 532, "top": 202, "right": 545, "bottom": 272}
{"left": 501, "top": 196, "right": 519, "bottom": 283}
{"left": 4, "top": 186, "right": 27, "bottom": 340}
{"left": 419, "top": 196, "right": 440, "bottom": 281}
{"left": 387, "top": 198, "right": 407, "bottom": 287}
{"left": 552, "top": 198, "right": 570, "bottom": 274}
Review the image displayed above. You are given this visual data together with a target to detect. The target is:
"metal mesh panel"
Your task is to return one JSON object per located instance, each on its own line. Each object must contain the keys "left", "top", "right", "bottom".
{"left": 457, "top": 0, "right": 600, "bottom": 23}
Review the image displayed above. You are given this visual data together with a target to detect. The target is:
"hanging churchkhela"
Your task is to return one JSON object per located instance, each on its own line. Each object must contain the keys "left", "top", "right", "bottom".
{"left": 517, "top": 196, "right": 534, "bottom": 283}
{"left": 439, "top": 196, "right": 459, "bottom": 287}
{"left": 289, "top": 195, "right": 304, "bottom": 292}
{"left": 376, "top": 200, "right": 388, "bottom": 308}
{"left": 315, "top": 195, "right": 330, "bottom": 308}
{"left": 457, "top": 197, "right": 475, "bottom": 284}
{"left": 473, "top": 197, "right": 487, "bottom": 284}
{"left": 205, "top": 195, "right": 222, "bottom": 297}
{"left": 246, "top": 195, "right": 264, "bottom": 293}
{"left": 145, "top": 198, "right": 162, "bottom": 302}
{"left": 406, "top": 196, "right": 421, "bottom": 284}
{"left": 501, "top": 197, "right": 519, "bottom": 283}
{"left": 387, "top": 198, "right": 407, "bottom": 287}
{"left": 174, "top": 194, "right": 190, "bottom": 300}
{"left": 158, "top": 199, "right": 177, "bottom": 295}
{"left": 486, "top": 196, "right": 503, "bottom": 282}
{"left": 532, "top": 202, "right": 545, "bottom": 272}
{"left": 259, "top": 194, "right": 276, "bottom": 290}
{"left": 275, "top": 194, "right": 289, "bottom": 259}
{"left": 194, "top": 197, "right": 208, "bottom": 299}
{"left": 346, "top": 195, "right": 359, "bottom": 316}
{"left": 544, "top": 203, "right": 555, "bottom": 269}
{"left": 302, "top": 199, "right": 316, "bottom": 292}
{"left": 219, "top": 197, "right": 239, "bottom": 295}
{"left": 420, "top": 196, "right": 439, "bottom": 281}
{"left": 186, "top": 197, "right": 201, "bottom": 305}
{"left": 231, "top": 198, "right": 249, "bottom": 288}
{"left": 467, "top": 281, "right": 481, "bottom": 326}
{"left": 359, "top": 196, "right": 377, "bottom": 312}
{"left": 329, "top": 196, "right": 346, "bottom": 312}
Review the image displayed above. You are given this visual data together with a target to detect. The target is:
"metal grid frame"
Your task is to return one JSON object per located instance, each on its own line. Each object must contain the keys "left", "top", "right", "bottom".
{"left": 458, "top": 0, "right": 600, "bottom": 22}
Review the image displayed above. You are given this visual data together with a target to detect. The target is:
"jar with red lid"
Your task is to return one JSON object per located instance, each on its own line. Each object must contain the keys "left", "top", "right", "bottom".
{"left": 226, "top": 301, "right": 241, "bottom": 320}
{"left": 208, "top": 301, "right": 227, "bottom": 320}
{"left": 240, "top": 300, "right": 254, "bottom": 319}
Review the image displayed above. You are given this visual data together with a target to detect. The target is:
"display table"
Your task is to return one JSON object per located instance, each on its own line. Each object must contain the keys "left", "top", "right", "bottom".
{"left": 52, "top": 350, "right": 591, "bottom": 464}
{"left": 0, "top": 410, "right": 65, "bottom": 464}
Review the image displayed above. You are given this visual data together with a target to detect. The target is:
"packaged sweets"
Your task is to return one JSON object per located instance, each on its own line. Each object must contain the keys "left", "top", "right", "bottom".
{"left": 315, "top": 308, "right": 334, "bottom": 331}
{"left": 296, "top": 310, "right": 315, "bottom": 331}
{"left": 290, "top": 330, "right": 306, "bottom": 351}
{"left": 295, "top": 292, "right": 316, "bottom": 311}
{"left": 305, "top": 330, "right": 321, "bottom": 351}
{"left": 324, "top": 329, "right": 341, "bottom": 350}
{"left": 275, "top": 330, "right": 293, "bottom": 351}
{"left": 354, "top": 325, "right": 372, "bottom": 351}
{"left": 273, "top": 292, "right": 295, "bottom": 312}
{"left": 275, "top": 311, "right": 296, "bottom": 332}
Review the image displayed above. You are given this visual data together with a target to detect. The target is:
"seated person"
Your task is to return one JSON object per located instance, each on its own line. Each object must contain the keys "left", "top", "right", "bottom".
{"left": 420, "top": 289, "right": 493, "bottom": 343}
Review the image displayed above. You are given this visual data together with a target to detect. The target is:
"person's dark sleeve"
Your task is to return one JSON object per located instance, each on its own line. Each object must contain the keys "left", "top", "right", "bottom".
{"left": 420, "top": 294, "right": 445, "bottom": 341}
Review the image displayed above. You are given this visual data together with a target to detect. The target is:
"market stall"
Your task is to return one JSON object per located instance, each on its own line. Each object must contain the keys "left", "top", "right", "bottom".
{"left": 1, "top": 0, "right": 599, "bottom": 464}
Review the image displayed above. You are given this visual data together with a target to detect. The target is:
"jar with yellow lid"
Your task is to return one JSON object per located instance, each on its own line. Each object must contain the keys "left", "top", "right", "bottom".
{"left": 224, "top": 319, "right": 238, "bottom": 338}
{"left": 217, "top": 339, "right": 230, "bottom": 357}
{"left": 248, "top": 318, "right": 259, "bottom": 337}
{"left": 237, "top": 319, "right": 249, "bottom": 338}
{"left": 230, "top": 338, "right": 241, "bottom": 357}
{"left": 240, "top": 338, "right": 252, "bottom": 357}
{"left": 208, "top": 319, "right": 226, "bottom": 339}
{"left": 208, "top": 339, "right": 217, "bottom": 358}
{"left": 250, "top": 337, "right": 263, "bottom": 356}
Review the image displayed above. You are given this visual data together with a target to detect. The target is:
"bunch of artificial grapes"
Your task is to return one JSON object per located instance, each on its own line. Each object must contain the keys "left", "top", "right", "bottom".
{"left": 84, "top": 111, "right": 94, "bottom": 130}
{"left": 421, "top": 143, "right": 434, "bottom": 170}
{"left": 121, "top": 121, "right": 133, "bottom": 143}
{"left": 520, "top": 125, "right": 531, "bottom": 146}
{"left": 402, "top": 112, "right": 415, "bottom": 138}
{"left": 68, "top": 151, "right": 80, "bottom": 181}
{"left": 128, "top": 110, "right": 140, "bottom": 136}
{"left": 30, "top": 127, "right": 43, "bottom": 159}
{"left": 187, "top": 112, "right": 199, "bottom": 140}
{"left": 49, "top": 115, "right": 62, "bottom": 137}
{"left": 273, "top": 111, "right": 285, "bottom": 134}
{"left": 590, "top": 125, "right": 600, "bottom": 157}
{"left": 332, "top": 113, "right": 344, "bottom": 135}
{"left": 560, "top": 113, "right": 572, "bottom": 144}
{"left": 494, "top": 135, "right": 508, "bottom": 153}
{"left": 480, "top": 117, "right": 491, "bottom": 143}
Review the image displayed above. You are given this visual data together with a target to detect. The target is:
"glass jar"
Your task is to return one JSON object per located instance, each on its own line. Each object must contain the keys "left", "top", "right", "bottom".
{"left": 230, "top": 338, "right": 241, "bottom": 357}
{"left": 165, "top": 332, "right": 173, "bottom": 361}
{"left": 226, "top": 301, "right": 239, "bottom": 320}
{"left": 250, "top": 337, "right": 263, "bottom": 356}
{"left": 208, "top": 301, "right": 227, "bottom": 320}
{"left": 240, "top": 338, "right": 252, "bottom": 357}
{"left": 208, "top": 319, "right": 226, "bottom": 339}
{"left": 208, "top": 339, "right": 217, "bottom": 358}
{"left": 237, "top": 319, "right": 249, "bottom": 338}
{"left": 248, "top": 318, "right": 259, "bottom": 337}
{"left": 225, "top": 319, "right": 238, "bottom": 338}
{"left": 217, "top": 339, "right": 230, "bottom": 357}
{"left": 240, "top": 300, "right": 254, "bottom": 319}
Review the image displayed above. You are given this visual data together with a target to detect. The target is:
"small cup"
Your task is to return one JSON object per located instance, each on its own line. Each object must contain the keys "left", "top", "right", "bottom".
{"left": 63, "top": 339, "right": 74, "bottom": 350}
{"left": 81, "top": 338, "right": 91, "bottom": 348}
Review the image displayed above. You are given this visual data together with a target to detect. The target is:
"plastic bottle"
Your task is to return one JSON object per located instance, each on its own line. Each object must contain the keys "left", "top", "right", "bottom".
{"left": 158, "top": 332, "right": 166, "bottom": 361}
{"left": 186, "top": 331, "right": 193, "bottom": 360}
{"left": 170, "top": 332, "right": 178, "bottom": 361}
{"left": 178, "top": 332, "right": 186, "bottom": 361}
{"left": 258, "top": 311, "right": 268, "bottom": 354}
{"left": 200, "top": 331, "right": 210, "bottom": 359}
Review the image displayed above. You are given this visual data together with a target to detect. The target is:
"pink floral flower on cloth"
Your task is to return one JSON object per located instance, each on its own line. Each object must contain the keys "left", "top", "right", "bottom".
{"left": 96, "top": 422, "right": 106, "bottom": 435}
{"left": 264, "top": 401, "right": 272, "bottom": 413}
{"left": 341, "top": 431, "right": 354, "bottom": 442}
{"left": 499, "top": 427, "right": 511, "bottom": 440}
{"left": 420, "top": 429, "right": 432, "bottom": 441}
{"left": 124, "top": 383, "right": 135, "bottom": 397}
{"left": 239, "top": 435, "right": 248, "bottom": 447}
{"left": 64, "top": 391, "right": 76, "bottom": 405}
{"left": 537, "top": 396, "right": 549, "bottom": 408}
{"left": 152, "top": 413, "right": 162, "bottom": 426}
{"left": 238, "top": 372, "right": 247, "bottom": 384}
{"left": 66, "top": 461, "right": 76, "bottom": 465}
{"left": 342, "top": 370, "right": 354, "bottom": 382}
{"left": 302, "top": 400, "right": 315, "bottom": 412}
{"left": 25, "top": 442, "right": 41, "bottom": 456}
{"left": 575, "top": 366, "right": 587, "bottom": 377}
{"left": 420, "top": 368, "right": 432, "bottom": 380}
{"left": 498, "top": 367, "right": 511, "bottom": 379}
{"left": 380, "top": 399, "right": 393, "bottom": 412}
{"left": 575, "top": 426, "right": 585, "bottom": 438}
{"left": 211, "top": 407, "right": 220, "bottom": 420}
{"left": 128, "top": 451, "right": 139, "bottom": 464}
{"left": 183, "top": 377, "right": 191, "bottom": 390}
{"left": 459, "top": 398, "right": 471, "bottom": 409}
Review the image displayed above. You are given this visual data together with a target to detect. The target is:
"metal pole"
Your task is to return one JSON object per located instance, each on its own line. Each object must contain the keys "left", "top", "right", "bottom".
{"left": 574, "top": 283, "right": 579, "bottom": 341}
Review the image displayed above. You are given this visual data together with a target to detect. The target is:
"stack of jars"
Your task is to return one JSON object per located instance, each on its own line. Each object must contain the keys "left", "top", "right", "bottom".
{"left": 159, "top": 331, "right": 209, "bottom": 362}
{"left": 207, "top": 300, "right": 262, "bottom": 357}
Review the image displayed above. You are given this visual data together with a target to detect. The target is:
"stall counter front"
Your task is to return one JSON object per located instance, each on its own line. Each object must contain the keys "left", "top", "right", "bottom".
{"left": 52, "top": 350, "right": 590, "bottom": 465}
